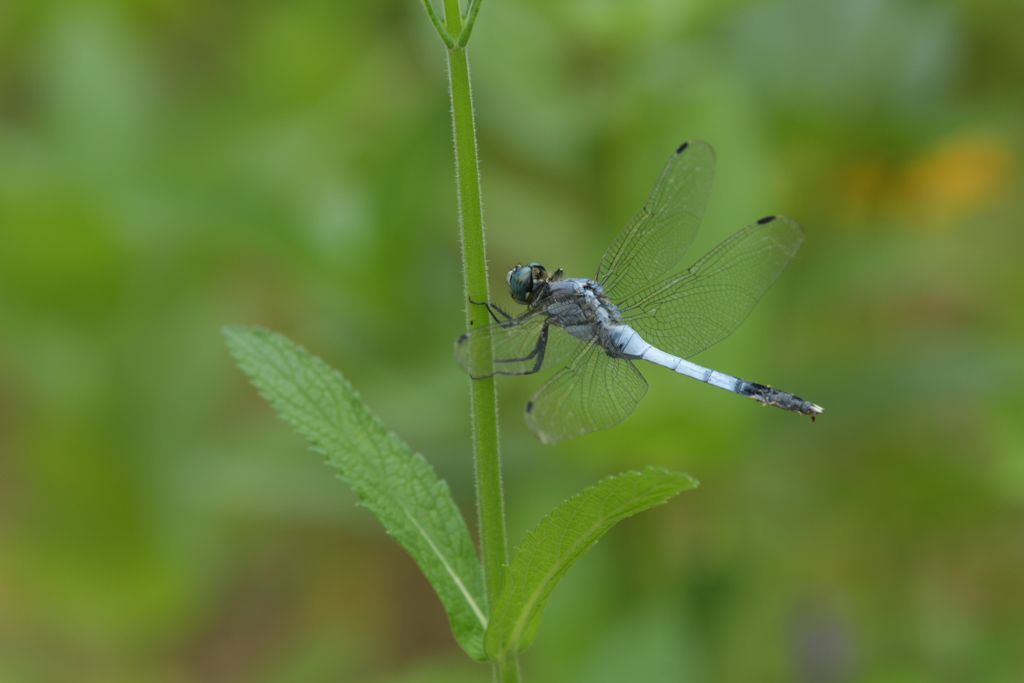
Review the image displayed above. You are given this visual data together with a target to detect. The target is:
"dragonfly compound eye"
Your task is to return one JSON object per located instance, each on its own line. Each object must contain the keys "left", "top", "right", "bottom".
{"left": 507, "top": 263, "right": 545, "bottom": 304}
{"left": 507, "top": 264, "right": 534, "bottom": 304}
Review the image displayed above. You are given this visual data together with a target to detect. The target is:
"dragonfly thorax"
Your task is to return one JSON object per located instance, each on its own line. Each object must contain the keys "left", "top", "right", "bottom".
{"left": 543, "top": 277, "right": 624, "bottom": 344}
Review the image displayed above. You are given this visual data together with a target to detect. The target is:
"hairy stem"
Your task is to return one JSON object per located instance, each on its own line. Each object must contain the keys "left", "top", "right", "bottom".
{"left": 440, "top": 1, "right": 519, "bottom": 680}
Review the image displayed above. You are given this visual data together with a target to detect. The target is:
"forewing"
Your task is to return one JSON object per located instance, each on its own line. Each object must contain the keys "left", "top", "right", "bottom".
{"left": 615, "top": 215, "right": 804, "bottom": 360}
{"left": 524, "top": 342, "right": 648, "bottom": 444}
{"left": 454, "top": 310, "right": 580, "bottom": 378}
{"left": 597, "top": 141, "right": 715, "bottom": 299}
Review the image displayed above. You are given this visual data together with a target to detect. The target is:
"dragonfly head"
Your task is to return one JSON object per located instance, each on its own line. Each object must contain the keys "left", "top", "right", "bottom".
{"left": 506, "top": 262, "right": 548, "bottom": 305}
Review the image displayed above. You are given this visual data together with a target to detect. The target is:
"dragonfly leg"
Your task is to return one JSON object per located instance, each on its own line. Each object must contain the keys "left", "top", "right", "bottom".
{"left": 468, "top": 297, "right": 514, "bottom": 323}
{"left": 493, "top": 324, "right": 550, "bottom": 374}
{"left": 529, "top": 325, "right": 550, "bottom": 373}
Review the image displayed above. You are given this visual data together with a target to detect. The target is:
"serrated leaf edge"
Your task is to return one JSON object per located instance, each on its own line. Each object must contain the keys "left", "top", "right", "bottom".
{"left": 487, "top": 467, "right": 696, "bottom": 658}
{"left": 224, "top": 326, "right": 488, "bottom": 652}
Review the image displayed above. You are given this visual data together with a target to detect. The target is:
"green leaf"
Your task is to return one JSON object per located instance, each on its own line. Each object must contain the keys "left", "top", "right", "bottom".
{"left": 484, "top": 466, "right": 697, "bottom": 659}
{"left": 224, "top": 326, "right": 487, "bottom": 660}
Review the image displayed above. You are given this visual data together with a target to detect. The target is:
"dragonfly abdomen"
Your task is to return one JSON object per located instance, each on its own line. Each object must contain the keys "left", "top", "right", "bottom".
{"left": 733, "top": 381, "right": 823, "bottom": 418}
{"left": 611, "top": 325, "right": 824, "bottom": 418}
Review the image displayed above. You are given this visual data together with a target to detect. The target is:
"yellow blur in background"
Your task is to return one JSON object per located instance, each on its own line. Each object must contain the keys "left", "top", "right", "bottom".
{"left": 1, "top": 0, "right": 1022, "bottom": 682}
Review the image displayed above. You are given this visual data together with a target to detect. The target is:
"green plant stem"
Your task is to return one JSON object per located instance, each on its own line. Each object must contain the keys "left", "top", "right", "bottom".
{"left": 440, "top": 1, "right": 519, "bottom": 680}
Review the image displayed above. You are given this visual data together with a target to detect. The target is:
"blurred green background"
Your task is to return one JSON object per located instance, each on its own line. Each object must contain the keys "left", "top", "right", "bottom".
{"left": 1, "top": 0, "right": 1022, "bottom": 681}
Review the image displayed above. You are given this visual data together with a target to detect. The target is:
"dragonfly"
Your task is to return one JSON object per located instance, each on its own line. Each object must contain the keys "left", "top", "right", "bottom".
{"left": 455, "top": 140, "right": 823, "bottom": 443}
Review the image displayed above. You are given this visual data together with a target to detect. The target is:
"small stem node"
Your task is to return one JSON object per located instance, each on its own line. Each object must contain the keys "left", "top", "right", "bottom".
{"left": 421, "top": 0, "right": 455, "bottom": 48}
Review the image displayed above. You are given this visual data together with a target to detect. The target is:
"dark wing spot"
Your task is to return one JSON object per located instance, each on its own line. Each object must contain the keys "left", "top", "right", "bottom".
{"left": 457, "top": 333, "right": 468, "bottom": 343}
{"left": 525, "top": 400, "right": 534, "bottom": 413}
{"left": 757, "top": 215, "right": 776, "bottom": 225}
{"left": 675, "top": 141, "right": 689, "bottom": 154}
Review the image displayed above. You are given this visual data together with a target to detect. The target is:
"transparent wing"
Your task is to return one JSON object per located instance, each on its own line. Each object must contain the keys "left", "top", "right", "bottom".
{"left": 597, "top": 140, "right": 716, "bottom": 299}
{"left": 524, "top": 342, "right": 648, "bottom": 444}
{"left": 614, "top": 215, "right": 804, "bottom": 360}
{"left": 454, "top": 309, "right": 581, "bottom": 378}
